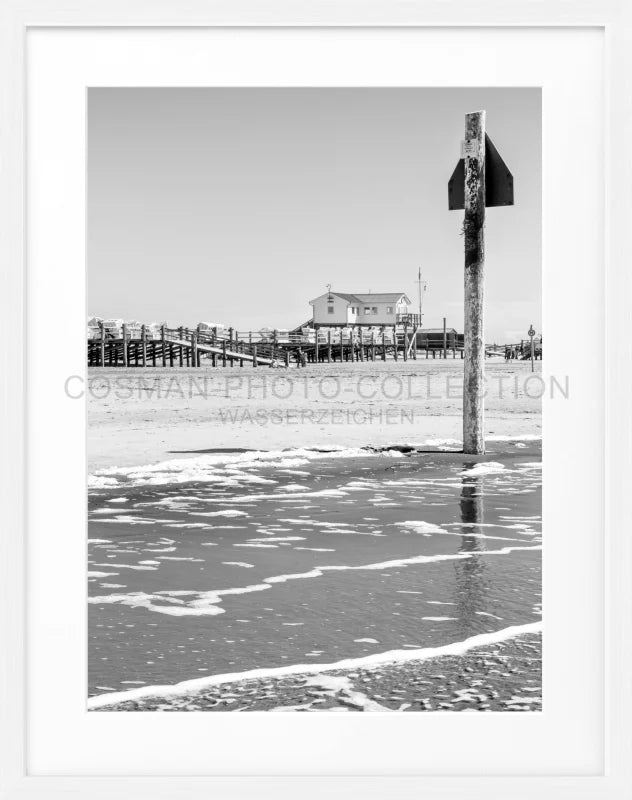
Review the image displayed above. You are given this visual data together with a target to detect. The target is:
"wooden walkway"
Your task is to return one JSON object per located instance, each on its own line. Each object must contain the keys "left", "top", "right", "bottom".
{"left": 87, "top": 323, "right": 479, "bottom": 368}
{"left": 87, "top": 326, "right": 287, "bottom": 368}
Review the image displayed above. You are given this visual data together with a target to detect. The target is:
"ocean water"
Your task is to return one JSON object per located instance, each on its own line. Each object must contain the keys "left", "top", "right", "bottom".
{"left": 87, "top": 442, "right": 542, "bottom": 701}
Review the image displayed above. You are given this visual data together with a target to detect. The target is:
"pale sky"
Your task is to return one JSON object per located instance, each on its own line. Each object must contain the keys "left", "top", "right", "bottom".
{"left": 88, "top": 88, "right": 541, "bottom": 342}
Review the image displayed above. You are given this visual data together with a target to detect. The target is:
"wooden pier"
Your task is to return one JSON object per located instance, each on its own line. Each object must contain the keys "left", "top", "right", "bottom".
{"left": 87, "top": 322, "right": 537, "bottom": 368}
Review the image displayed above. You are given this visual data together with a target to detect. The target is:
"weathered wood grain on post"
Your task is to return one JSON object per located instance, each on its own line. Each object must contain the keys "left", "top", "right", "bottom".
{"left": 463, "top": 110, "right": 486, "bottom": 454}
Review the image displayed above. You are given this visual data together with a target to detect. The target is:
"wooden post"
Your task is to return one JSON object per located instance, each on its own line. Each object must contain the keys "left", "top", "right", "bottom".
{"left": 252, "top": 343, "right": 258, "bottom": 368}
{"left": 99, "top": 323, "right": 105, "bottom": 367}
{"left": 122, "top": 323, "right": 128, "bottom": 368}
{"left": 463, "top": 110, "right": 486, "bottom": 455}
{"left": 381, "top": 326, "right": 386, "bottom": 361}
{"left": 191, "top": 333, "right": 198, "bottom": 368}
{"left": 393, "top": 325, "right": 398, "bottom": 361}
{"left": 178, "top": 327, "right": 184, "bottom": 367}
{"left": 161, "top": 325, "right": 167, "bottom": 367}
{"left": 327, "top": 329, "right": 332, "bottom": 363}
{"left": 412, "top": 326, "right": 417, "bottom": 360}
{"left": 141, "top": 325, "right": 147, "bottom": 367}
{"left": 371, "top": 330, "right": 376, "bottom": 361}
{"left": 222, "top": 339, "right": 227, "bottom": 367}
{"left": 403, "top": 322, "right": 408, "bottom": 362}
{"left": 443, "top": 317, "right": 447, "bottom": 359}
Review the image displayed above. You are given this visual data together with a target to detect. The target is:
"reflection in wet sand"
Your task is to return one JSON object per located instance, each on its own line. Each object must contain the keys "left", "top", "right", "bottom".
{"left": 454, "top": 464, "right": 489, "bottom": 635}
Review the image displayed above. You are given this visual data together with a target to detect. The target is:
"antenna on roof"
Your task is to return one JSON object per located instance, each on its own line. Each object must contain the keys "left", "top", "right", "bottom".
{"left": 326, "top": 283, "right": 333, "bottom": 302}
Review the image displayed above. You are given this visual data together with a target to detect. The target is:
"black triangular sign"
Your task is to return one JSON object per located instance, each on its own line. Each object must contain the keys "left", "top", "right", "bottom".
{"left": 448, "top": 133, "right": 514, "bottom": 210}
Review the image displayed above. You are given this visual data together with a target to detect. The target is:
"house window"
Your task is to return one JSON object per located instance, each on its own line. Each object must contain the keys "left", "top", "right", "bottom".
{"left": 364, "top": 307, "right": 370, "bottom": 314}
{"left": 386, "top": 306, "right": 393, "bottom": 314}
{"left": 327, "top": 306, "right": 334, "bottom": 314}
{"left": 372, "top": 307, "right": 378, "bottom": 314}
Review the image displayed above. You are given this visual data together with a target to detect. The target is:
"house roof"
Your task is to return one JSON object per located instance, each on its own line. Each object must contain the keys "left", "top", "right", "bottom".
{"left": 310, "top": 292, "right": 411, "bottom": 305}
{"left": 353, "top": 293, "right": 411, "bottom": 304}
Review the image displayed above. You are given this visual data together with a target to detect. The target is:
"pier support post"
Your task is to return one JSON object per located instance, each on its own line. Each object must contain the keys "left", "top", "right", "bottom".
{"left": 191, "top": 333, "right": 198, "bottom": 368}
{"left": 161, "top": 325, "right": 167, "bottom": 367}
{"left": 99, "top": 324, "right": 105, "bottom": 367}
{"left": 403, "top": 322, "right": 408, "bottom": 362}
{"left": 393, "top": 325, "right": 398, "bottom": 361}
{"left": 141, "top": 325, "right": 147, "bottom": 367}
{"left": 122, "top": 324, "right": 128, "bottom": 368}
{"left": 252, "top": 343, "right": 258, "bottom": 368}
{"left": 327, "top": 329, "right": 332, "bottom": 363}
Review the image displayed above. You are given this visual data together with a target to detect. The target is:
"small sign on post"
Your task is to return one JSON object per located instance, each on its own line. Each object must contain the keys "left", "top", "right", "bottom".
{"left": 528, "top": 325, "right": 536, "bottom": 372}
{"left": 461, "top": 139, "right": 480, "bottom": 159}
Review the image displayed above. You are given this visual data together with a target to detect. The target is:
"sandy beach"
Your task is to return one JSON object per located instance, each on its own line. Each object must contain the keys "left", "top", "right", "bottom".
{"left": 87, "top": 361, "right": 542, "bottom": 712}
{"left": 87, "top": 360, "right": 542, "bottom": 471}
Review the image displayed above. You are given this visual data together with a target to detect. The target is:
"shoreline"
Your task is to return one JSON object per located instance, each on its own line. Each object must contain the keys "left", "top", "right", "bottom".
{"left": 90, "top": 627, "right": 542, "bottom": 712}
{"left": 89, "top": 622, "right": 541, "bottom": 710}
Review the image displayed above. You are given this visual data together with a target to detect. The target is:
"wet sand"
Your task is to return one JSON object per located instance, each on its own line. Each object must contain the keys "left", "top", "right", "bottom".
{"left": 88, "top": 445, "right": 541, "bottom": 709}
{"left": 87, "top": 359, "right": 542, "bottom": 711}
{"left": 92, "top": 632, "right": 541, "bottom": 712}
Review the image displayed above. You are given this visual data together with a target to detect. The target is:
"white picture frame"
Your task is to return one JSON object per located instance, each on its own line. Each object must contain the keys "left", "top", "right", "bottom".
{"left": 1, "top": 2, "right": 631, "bottom": 798}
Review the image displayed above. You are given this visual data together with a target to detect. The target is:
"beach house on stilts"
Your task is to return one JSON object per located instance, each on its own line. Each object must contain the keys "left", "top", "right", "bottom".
{"left": 309, "top": 290, "right": 417, "bottom": 327}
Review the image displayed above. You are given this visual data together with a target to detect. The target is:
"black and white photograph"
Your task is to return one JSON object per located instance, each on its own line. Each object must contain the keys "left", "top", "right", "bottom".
{"left": 85, "top": 87, "right": 543, "bottom": 713}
